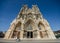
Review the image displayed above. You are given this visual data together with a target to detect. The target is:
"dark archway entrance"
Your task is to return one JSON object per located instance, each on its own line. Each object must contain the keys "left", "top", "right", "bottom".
{"left": 27, "top": 31, "right": 33, "bottom": 38}
{"left": 23, "top": 31, "right": 33, "bottom": 38}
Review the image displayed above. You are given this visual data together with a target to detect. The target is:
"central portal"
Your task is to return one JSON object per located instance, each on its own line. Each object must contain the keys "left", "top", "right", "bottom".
{"left": 27, "top": 32, "right": 33, "bottom": 38}
{"left": 23, "top": 31, "right": 33, "bottom": 38}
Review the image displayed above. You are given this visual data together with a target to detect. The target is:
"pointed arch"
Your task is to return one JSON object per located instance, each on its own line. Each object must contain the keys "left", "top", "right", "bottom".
{"left": 24, "top": 19, "right": 35, "bottom": 30}
{"left": 38, "top": 22, "right": 45, "bottom": 30}
{"left": 38, "top": 22, "right": 48, "bottom": 38}
{"left": 11, "top": 22, "right": 22, "bottom": 38}
{"left": 15, "top": 22, "right": 22, "bottom": 30}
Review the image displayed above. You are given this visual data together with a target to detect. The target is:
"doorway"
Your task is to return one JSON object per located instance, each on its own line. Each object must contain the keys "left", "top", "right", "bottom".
{"left": 27, "top": 31, "right": 33, "bottom": 38}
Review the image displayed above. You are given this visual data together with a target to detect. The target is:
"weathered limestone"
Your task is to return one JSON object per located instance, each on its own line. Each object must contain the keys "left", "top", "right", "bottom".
{"left": 4, "top": 5, "right": 56, "bottom": 40}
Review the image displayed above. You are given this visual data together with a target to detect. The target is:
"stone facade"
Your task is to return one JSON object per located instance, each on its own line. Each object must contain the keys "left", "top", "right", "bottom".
{"left": 4, "top": 5, "right": 56, "bottom": 40}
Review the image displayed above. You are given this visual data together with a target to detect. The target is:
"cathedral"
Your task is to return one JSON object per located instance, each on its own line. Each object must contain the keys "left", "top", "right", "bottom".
{"left": 4, "top": 5, "right": 56, "bottom": 40}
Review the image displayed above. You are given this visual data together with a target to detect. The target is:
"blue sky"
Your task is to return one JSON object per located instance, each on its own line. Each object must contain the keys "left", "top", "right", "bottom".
{"left": 0, "top": 0, "right": 60, "bottom": 31}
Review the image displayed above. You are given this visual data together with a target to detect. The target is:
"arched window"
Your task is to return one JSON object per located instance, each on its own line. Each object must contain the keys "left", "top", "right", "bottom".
{"left": 24, "top": 19, "right": 34, "bottom": 30}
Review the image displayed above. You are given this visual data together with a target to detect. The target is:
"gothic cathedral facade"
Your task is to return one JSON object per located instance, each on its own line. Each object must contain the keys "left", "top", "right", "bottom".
{"left": 4, "top": 5, "right": 56, "bottom": 40}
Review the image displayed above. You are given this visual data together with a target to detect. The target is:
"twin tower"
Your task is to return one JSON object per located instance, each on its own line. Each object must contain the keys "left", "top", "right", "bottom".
{"left": 4, "top": 5, "right": 56, "bottom": 40}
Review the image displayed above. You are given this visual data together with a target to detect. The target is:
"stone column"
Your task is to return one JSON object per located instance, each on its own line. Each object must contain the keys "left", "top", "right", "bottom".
{"left": 20, "top": 23, "right": 24, "bottom": 39}
{"left": 37, "top": 30, "right": 41, "bottom": 39}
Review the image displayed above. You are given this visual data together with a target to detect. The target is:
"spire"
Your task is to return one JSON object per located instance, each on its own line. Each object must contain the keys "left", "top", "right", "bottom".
{"left": 32, "top": 5, "right": 40, "bottom": 14}
{"left": 17, "top": 5, "right": 28, "bottom": 19}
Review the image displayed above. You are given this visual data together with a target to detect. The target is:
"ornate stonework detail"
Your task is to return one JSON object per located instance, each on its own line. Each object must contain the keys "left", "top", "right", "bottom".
{"left": 4, "top": 5, "right": 56, "bottom": 39}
